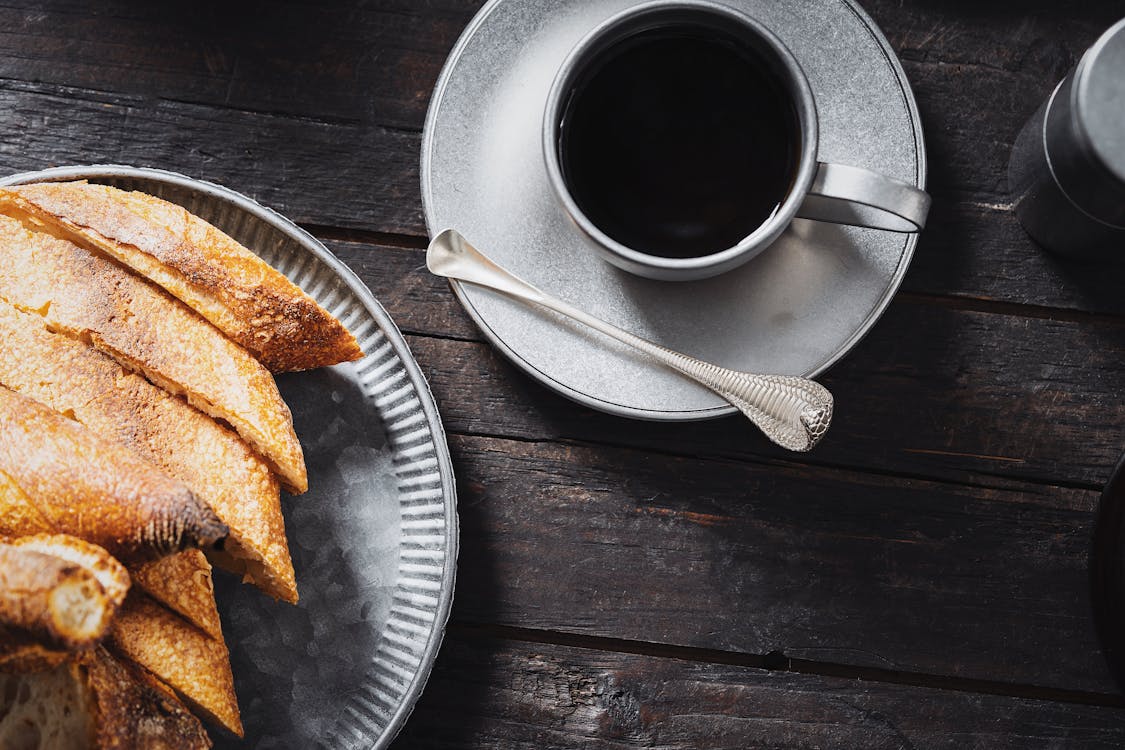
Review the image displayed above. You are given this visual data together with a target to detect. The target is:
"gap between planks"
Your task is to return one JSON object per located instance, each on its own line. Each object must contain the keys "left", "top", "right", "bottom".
{"left": 449, "top": 621, "right": 1125, "bottom": 709}
{"left": 300, "top": 223, "right": 429, "bottom": 250}
{"left": 433, "top": 422, "right": 1103, "bottom": 498}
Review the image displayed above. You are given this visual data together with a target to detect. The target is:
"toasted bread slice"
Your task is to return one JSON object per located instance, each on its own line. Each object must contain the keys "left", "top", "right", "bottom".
{"left": 0, "top": 181, "right": 362, "bottom": 373}
{"left": 87, "top": 648, "right": 213, "bottom": 749}
{"left": 0, "top": 303, "right": 296, "bottom": 603}
{"left": 109, "top": 592, "right": 241, "bottom": 737}
{"left": 129, "top": 551, "right": 223, "bottom": 640}
{"left": 0, "top": 535, "right": 129, "bottom": 652}
{"left": 0, "top": 649, "right": 212, "bottom": 749}
{"left": 0, "top": 213, "right": 307, "bottom": 494}
{"left": 0, "top": 386, "right": 228, "bottom": 561}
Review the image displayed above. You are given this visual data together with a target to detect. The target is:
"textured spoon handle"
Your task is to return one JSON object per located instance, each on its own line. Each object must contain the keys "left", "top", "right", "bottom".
{"left": 639, "top": 343, "right": 833, "bottom": 452}
{"left": 565, "top": 319, "right": 833, "bottom": 452}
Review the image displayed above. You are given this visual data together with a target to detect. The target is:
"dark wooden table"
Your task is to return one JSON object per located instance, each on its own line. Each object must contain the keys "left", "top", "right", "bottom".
{"left": 5, "top": 1, "right": 1125, "bottom": 746}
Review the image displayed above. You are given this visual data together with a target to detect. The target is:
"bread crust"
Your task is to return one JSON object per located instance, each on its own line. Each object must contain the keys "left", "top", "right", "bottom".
{"left": 109, "top": 592, "right": 241, "bottom": 737}
{"left": 0, "top": 476, "right": 225, "bottom": 638}
{"left": 0, "top": 181, "right": 363, "bottom": 373}
{"left": 0, "top": 212, "right": 307, "bottom": 493}
{"left": 0, "top": 386, "right": 229, "bottom": 561}
{"left": 87, "top": 647, "right": 213, "bottom": 749}
{"left": 0, "top": 302, "right": 297, "bottom": 604}
{"left": 0, "top": 536, "right": 129, "bottom": 653}
{"left": 0, "top": 626, "right": 70, "bottom": 674}
{"left": 129, "top": 551, "right": 223, "bottom": 640}
{"left": 0, "top": 649, "right": 213, "bottom": 749}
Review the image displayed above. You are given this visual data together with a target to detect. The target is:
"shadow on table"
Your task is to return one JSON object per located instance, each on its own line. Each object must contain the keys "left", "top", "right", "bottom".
{"left": 1091, "top": 452, "right": 1125, "bottom": 696}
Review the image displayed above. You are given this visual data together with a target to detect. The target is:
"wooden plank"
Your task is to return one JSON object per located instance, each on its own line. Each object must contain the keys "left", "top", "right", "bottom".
{"left": 902, "top": 199, "right": 1125, "bottom": 317}
{"left": 331, "top": 240, "right": 1125, "bottom": 491}
{"left": 398, "top": 634, "right": 1125, "bottom": 748}
{"left": 0, "top": 80, "right": 426, "bottom": 235}
{"left": 0, "top": 0, "right": 480, "bottom": 128}
{"left": 436, "top": 432, "right": 1112, "bottom": 693}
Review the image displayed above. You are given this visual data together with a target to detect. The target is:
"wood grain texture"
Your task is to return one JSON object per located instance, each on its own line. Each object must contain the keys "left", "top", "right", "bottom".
{"left": 0, "top": 80, "right": 426, "bottom": 236}
{"left": 0, "top": 0, "right": 480, "bottom": 128}
{"left": 397, "top": 634, "right": 1125, "bottom": 749}
{"left": 437, "top": 431, "right": 1113, "bottom": 694}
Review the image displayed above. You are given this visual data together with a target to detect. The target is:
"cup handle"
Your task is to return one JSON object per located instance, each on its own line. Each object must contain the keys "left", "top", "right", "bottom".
{"left": 795, "top": 162, "right": 931, "bottom": 233}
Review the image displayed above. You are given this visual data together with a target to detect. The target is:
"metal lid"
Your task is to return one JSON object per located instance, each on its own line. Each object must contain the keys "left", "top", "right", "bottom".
{"left": 1046, "top": 17, "right": 1125, "bottom": 228}
{"left": 1076, "top": 17, "right": 1125, "bottom": 185}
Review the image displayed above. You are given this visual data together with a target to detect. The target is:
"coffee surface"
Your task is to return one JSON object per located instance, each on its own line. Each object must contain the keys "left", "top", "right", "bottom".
{"left": 559, "top": 27, "right": 799, "bottom": 259}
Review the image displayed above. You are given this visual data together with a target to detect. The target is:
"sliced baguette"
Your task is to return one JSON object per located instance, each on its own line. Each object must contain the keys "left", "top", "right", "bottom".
{"left": 0, "top": 212, "right": 307, "bottom": 493}
{"left": 0, "top": 181, "right": 362, "bottom": 373}
{"left": 0, "top": 301, "right": 297, "bottom": 603}
{"left": 0, "top": 536, "right": 129, "bottom": 652}
{"left": 109, "top": 592, "right": 241, "bottom": 737}
{"left": 0, "top": 648, "right": 212, "bottom": 749}
{"left": 0, "top": 385, "right": 228, "bottom": 561}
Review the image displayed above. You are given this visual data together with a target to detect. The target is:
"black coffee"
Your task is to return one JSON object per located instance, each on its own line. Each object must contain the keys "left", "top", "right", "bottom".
{"left": 558, "top": 24, "right": 799, "bottom": 259}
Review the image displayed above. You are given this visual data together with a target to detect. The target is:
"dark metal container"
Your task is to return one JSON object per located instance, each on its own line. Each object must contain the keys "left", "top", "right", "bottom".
{"left": 1009, "top": 18, "right": 1125, "bottom": 260}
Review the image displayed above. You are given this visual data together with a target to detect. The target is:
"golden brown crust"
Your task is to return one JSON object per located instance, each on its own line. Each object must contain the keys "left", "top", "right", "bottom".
{"left": 0, "top": 386, "right": 229, "bottom": 561}
{"left": 8, "top": 536, "right": 131, "bottom": 612}
{"left": 87, "top": 648, "right": 213, "bottom": 750}
{"left": 0, "top": 546, "right": 110, "bottom": 651}
{"left": 0, "top": 212, "right": 307, "bottom": 494}
{"left": 129, "top": 552, "right": 223, "bottom": 640}
{"left": 0, "top": 302, "right": 297, "bottom": 603}
{"left": 0, "top": 535, "right": 130, "bottom": 654}
{"left": 109, "top": 592, "right": 242, "bottom": 737}
{"left": 0, "top": 546, "right": 109, "bottom": 651}
{"left": 0, "top": 181, "right": 363, "bottom": 373}
{"left": 0, "top": 469, "right": 55, "bottom": 540}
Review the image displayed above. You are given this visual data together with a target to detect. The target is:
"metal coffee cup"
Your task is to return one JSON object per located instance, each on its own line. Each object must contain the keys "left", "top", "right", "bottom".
{"left": 542, "top": 0, "right": 931, "bottom": 281}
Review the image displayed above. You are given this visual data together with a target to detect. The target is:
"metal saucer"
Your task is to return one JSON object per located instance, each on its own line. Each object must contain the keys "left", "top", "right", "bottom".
{"left": 422, "top": 0, "right": 927, "bottom": 421}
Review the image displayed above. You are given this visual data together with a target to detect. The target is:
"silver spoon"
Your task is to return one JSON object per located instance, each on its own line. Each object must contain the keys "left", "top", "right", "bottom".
{"left": 426, "top": 229, "right": 833, "bottom": 452}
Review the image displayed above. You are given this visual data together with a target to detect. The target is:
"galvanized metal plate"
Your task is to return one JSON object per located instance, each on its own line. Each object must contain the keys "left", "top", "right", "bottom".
{"left": 421, "top": 0, "right": 927, "bottom": 420}
{"left": 1, "top": 165, "right": 458, "bottom": 749}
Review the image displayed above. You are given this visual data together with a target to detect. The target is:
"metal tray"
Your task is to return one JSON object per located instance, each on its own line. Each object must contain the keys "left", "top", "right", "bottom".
{"left": 1, "top": 165, "right": 458, "bottom": 749}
